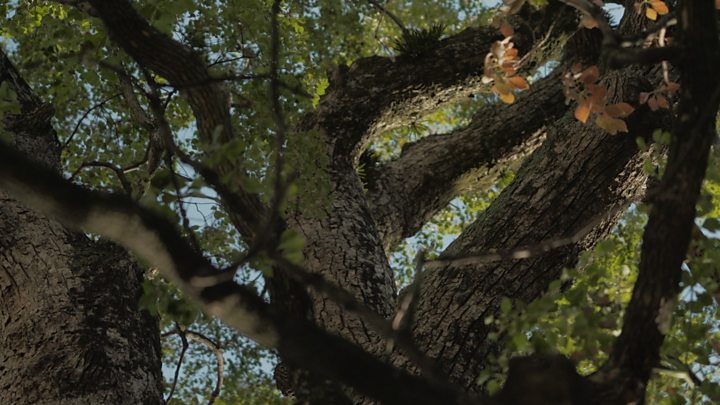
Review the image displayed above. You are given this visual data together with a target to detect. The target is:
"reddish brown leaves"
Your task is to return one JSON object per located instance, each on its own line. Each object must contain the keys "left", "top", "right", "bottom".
{"left": 563, "top": 64, "right": 635, "bottom": 134}
{"left": 639, "top": 81, "right": 679, "bottom": 111}
{"left": 483, "top": 36, "right": 530, "bottom": 104}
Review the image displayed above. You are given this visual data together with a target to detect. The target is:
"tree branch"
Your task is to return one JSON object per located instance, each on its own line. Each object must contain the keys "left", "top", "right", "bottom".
{"left": 596, "top": 1, "right": 720, "bottom": 402}
{"left": 402, "top": 64, "right": 669, "bottom": 390}
{"left": 306, "top": 2, "right": 579, "bottom": 161}
{"left": 367, "top": 67, "right": 566, "bottom": 249}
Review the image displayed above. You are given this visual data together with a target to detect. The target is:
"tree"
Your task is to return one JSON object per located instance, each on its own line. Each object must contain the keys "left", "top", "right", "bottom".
{"left": 1, "top": 0, "right": 720, "bottom": 403}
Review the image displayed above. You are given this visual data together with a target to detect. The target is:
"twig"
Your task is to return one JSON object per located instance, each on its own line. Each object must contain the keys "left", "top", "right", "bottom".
{"left": 424, "top": 210, "right": 611, "bottom": 269}
{"left": 69, "top": 160, "right": 133, "bottom": 196}
{"left": 620, "top": 14, "right": 677, "bottom": 47}
{"left": 61, "top": 93, "right": 121, "bottom": 150}
{"left": 168, "top": 154, "right": 202, "bottom": 252}
{"left": 186, "top": 330, "right": 225, "bottom": 405}
{"left": 367, "top": 0, "right": 407, "bottom": 34}
{"left": 165, "top": 325, "right": 189, "bottom": 403}
{"left": 392, "top": 250, "right": 427, "bottom": 333}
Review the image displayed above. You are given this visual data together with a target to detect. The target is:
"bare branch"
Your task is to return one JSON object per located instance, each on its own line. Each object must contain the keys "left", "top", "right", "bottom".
{"left": 366, "top": 0, "right": 407, "bottom": 33}
{"left": 424, "top": 209, "right": 615, "bottom": 269}
{"left": 61, "top": 93, "right": 121, "bottom": 150}
{"left": 69, "top": 160, "right": 134, "bottom": 196}
{"left": 185, "top": 330, "right": 225, "bottom": 405}
{"left": 165, "top": 326, "right": 189, "bottom": 403}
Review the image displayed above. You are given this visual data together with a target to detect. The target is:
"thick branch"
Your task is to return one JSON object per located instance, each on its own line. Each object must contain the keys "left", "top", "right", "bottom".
{"left": 368, "top": 68, "right": 565, "bottom": 249}
{"left": 0, "top": 49, "right": 59, "bottom": 169}
{"left": 308, "top": 2, "right": 578, "bottom": 161}
{"left": 403, "top": 65, "right": 667, "bottom": 392}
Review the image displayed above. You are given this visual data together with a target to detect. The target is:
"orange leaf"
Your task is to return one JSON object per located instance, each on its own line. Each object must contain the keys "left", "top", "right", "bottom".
{"left": 580, "top": 66, "right": 599, "bottom": 84}
{"left": 664, "top": 82, "right": 680, "bottom": 93}
{"left": 596, "top": 113, "right": 629, "bottom": 135}
{"left": 494, "top": 81, "right": 512, "bottom": 95}
{"left": 575, "top": 103, "right": 591, "bottom": 123}
{"left": 650, "top": 1, "right": 669, "bottom": 14}
{"left": 588, "top": 84, "right": 607, "bottom": 111}
{"left": 645, "top": 6, "right": 658, "bottom": 21}
{"left": 716, "top": 0, "right": 720, "bottom": 10}
{"left": 499, "top": 21, "right": 514, "bottom": 38}
{"left": 508, "top": 76, "right": 530, "bottom": 90}
{"left": 647, "top": 96, "right": 659, "bottom": 111}
{"left": 499, "top": 91, "right": 515, "bottom": 104}
{"left": 605, "top": 102, "right": 635, "bottom": 118}
{"left": 502, "top": 66, "right": 517, "bottom": 75}
{"left": 656, "top": 95, "right": 669, "bottom": 109}
{"left": 580, "top": 16, "right": 599, "bottom": 29}
{"left": 639, "top": 92, "right": 650, "bottom": 104}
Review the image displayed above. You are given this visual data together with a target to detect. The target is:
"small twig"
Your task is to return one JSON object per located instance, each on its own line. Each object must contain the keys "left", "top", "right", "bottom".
{"left": 168, "top": 154, "right": 202, "bottom": 252}
{"left": 209, "top": 54, "right": 252, "bottom": 67}
{"left": 61, "top": 93, "right": 121, "bottom": 150}
{"left": 69, "top": 160, "right": 133, "bottom": 196}
{"left": 165, "top": 325, "right": 189, "bottom": 403}
{"left": 367, "top": 0, "right": 407, "bottom": 34}
{"left": 186, "top": 330, "right": 225, "bottom": 405}
{"left": 605, "top": 45, "right": 681, "bottom": 68}
{"left": 658, "top": 27, "right": 670, "bottom": 85}
{"left": 620, "top": 14, "right": 678, "bottom": 47}
{"left": 424, "top": 210, "right": 611, "bottom": 269}
{"left": 392, "top": 250, "right": 427, "bottom": 333}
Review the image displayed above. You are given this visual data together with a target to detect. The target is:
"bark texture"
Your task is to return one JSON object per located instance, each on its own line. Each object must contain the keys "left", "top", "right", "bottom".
{"left": 402, "top": 66, "right": 666, "bottom": 392}
{"left": 0, "top": 50, "right": 163, "bottom": 404}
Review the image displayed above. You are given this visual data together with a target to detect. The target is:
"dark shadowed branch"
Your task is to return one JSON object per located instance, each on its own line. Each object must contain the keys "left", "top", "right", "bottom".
{"left": 595, "top": 1, "right": 720, "bottom": 402}
{"left": 0, "top": 140, "right": 488, "bottom": 405}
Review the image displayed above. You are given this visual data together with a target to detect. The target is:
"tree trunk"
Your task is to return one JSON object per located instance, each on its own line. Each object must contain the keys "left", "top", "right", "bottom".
{"left": 0, "top": 50, "right": 164, "bottom": 404}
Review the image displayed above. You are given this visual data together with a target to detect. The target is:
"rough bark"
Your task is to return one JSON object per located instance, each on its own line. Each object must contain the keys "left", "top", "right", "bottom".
{"left": 310, "top": 3, "right": 577, "bottom": 164}
{"left": 405, "top": 66, "right": 666, "bottom": 393}
{"left": 273, "top": 7, "right": 580, "bottom": 398}
{"left": 0, "top": 50, "right": 163, "bottom": 404}
{"left": 367, "top": 68, "right": 564, "bottom": 249}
